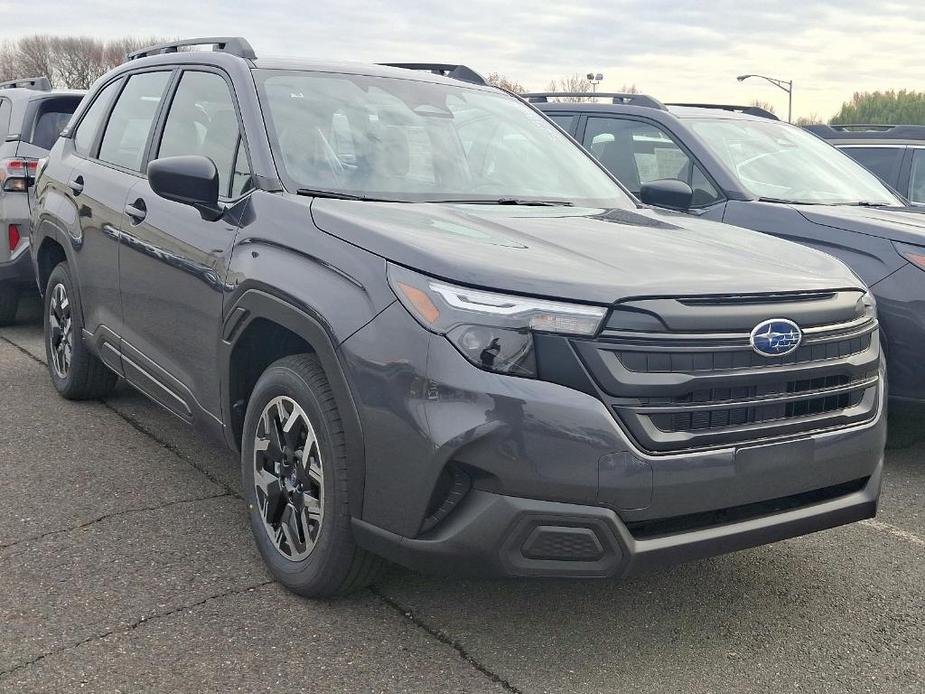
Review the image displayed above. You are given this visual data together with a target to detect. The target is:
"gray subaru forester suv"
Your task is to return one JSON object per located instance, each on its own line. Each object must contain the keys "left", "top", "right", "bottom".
{"left": 31, "top": 38, "right": 885, "bottom": 597}
{"left": 0, "top": 77, "right": 83, "bottom": 323}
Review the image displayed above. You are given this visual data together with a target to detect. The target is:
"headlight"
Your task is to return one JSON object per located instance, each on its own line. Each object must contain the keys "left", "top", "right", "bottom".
{"left": 894, "top": 241, "right": 925, "bottom": 272}
{"left": 388, "top": 264, "right": 607, "bottom": 377}
{"left": 856, "top": 291, "right": 876, "bottom": 320}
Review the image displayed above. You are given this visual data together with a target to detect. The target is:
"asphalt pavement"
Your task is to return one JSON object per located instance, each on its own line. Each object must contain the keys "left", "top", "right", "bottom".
{"left": 0, "top": 295, "right": 922, "bottom": 694}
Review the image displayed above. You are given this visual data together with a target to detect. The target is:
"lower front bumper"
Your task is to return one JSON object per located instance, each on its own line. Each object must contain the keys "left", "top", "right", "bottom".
{"left": 352, "top": 458, "right": 881, "bottom": 578}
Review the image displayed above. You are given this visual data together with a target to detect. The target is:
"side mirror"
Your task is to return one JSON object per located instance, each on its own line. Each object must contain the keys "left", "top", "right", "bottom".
{"left": 147, "top": 155, "right": 224, "bottom": 221}
{"left": 639, "top": 178, "right": 693, "bottom": 211}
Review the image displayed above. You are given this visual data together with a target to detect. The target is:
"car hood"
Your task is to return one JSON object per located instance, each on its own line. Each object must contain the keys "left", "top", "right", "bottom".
{"left": 795, "top": 204, "right": 925, "bottom": 247}
{"left": 310, "top": 201, "right": 863, "bottom": 304}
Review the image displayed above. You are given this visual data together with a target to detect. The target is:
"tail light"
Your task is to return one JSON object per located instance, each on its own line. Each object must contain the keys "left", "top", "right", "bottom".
{"left": 0, "top": 158, "right": 38, "bottom": 192}
{"left": 7, "top": 224, "right": 21, "bottom": 251}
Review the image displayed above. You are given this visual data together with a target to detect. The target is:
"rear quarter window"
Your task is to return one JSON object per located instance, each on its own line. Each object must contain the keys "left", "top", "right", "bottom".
{"left": 28, "top": 96, "right": 84, "bottom": 150}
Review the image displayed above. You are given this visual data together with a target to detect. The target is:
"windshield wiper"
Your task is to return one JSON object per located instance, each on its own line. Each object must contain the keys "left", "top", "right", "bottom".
{"left": 757, "top": 196, "right": 820, "bottom": 205}
{"left": 427, "top": 198, "right": 574, "bottom": 206}
{"left": 296, "top": 188, "right": 400, "bottom": 202}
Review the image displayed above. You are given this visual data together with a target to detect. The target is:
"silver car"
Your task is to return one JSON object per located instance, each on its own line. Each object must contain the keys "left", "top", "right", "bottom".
{"left": 0, "top": 77, "right": 83, "bottom": 323}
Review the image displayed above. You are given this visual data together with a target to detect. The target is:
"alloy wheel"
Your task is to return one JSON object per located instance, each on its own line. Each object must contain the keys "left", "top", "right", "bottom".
{"left": 253, "top": 395, "right": 324, "bottom": 561}
{"left": 48, "top": 283, "right": 73, "bottom": 379}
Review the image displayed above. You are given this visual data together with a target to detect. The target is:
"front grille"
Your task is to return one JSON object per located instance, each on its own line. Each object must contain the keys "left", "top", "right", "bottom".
{"left": 573, "top": 291, "right": 881, "bottom": 453}
{"left": 618, "top": 333, "right": 871, "bottom": 373}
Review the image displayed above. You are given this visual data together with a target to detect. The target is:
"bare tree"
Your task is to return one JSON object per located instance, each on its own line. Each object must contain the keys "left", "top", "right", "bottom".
{"left": 619, "top": 84, "right": 641, "bottom": 94}
{"left": 486, "top": 72, "right": 527, "bottom": 94}
{"left": 794, "top": 113, "right": 824, "bottom": 126}
{"left": 544, "top": 73, "right": 594, "bottom": 101}
{"left": 749, "top": 99, "right": 777, "bottom": 114}
{"left": 0, "top": 41, "right": 17, "bottom": 83}
{"left": 0, "top": 35, "right": 174, "bottom": 89}
{"left": 15, "top": 35, "right": 55, "bottom": 83}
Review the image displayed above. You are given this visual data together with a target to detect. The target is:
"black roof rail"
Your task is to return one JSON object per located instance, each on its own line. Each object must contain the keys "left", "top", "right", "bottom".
{"left": 127, "top": 36, "right": 256, "bottom": 61}
{"left": 0, "top": 76, "right": 52, "bottom": 91}
{"left": 378, "top": 63, "right": 487, "bottom": 86}
{"left": 803, "top": 123, "right": 925, "bottom": 140}
{"left": 523, "top": 92, "right": 666, "bottom": 110}
{"left": 665, "top": 103, "right": 779, "bottom": 120}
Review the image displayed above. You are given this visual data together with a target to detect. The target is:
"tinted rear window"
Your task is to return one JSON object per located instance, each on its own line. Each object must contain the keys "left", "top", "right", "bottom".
{"left": 29, "top": 95, "right": 83, "bottom": 150}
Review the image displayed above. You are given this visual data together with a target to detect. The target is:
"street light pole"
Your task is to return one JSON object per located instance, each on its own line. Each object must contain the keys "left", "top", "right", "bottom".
{"left": 737, "top": 74, "right": 793, "bottom": 123}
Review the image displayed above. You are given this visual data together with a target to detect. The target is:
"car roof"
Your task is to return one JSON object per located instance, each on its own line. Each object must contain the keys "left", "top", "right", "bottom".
{"left": 250, "top": 57, "right": 495, "bottom": 89}
{"left": 118, "top": 38, "right": 497, "bottom": 92}
{"left": 0, "top": 87, "right": 84, "bottom": 101}
{"left": 804, "top": 123, "right": 925, "bottom": 145}
{"left": 534, "top": 100, "right": 777, "bottom": 123}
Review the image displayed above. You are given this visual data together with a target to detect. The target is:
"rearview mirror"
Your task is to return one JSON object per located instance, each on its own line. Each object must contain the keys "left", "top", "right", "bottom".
{"left": 639, "top": 179, "right": 693, "bottom": 211}
{"left": 147, "top": 155, "right": 224, "bottom": 221}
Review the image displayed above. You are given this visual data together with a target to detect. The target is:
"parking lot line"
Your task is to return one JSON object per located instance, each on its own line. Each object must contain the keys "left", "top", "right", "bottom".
{"left": 860, "top": 519, "right": 925, "bottom": 548}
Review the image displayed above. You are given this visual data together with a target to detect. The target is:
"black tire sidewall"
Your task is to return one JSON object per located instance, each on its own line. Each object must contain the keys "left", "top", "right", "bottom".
{"left": 44, "top": 263, "right": 81, "bottom": 394}
{"left": 241, "top": 359, "right": 351, "bottom": 595}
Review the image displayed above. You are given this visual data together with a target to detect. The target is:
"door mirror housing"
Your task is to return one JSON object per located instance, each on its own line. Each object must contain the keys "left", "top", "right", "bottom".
{"left": 639, "top": 178, "right": 693, "bottom": 211}
{"left": 148, "top": 155, "right": 224, "bottom": 221}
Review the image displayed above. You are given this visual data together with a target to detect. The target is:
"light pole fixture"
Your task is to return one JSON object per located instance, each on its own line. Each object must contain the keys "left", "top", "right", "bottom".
{"left": 737, "top": 74, "right": 793, "bottom": 123}
{"left": 587, "top": 72, "right": 603, "bottom": 94}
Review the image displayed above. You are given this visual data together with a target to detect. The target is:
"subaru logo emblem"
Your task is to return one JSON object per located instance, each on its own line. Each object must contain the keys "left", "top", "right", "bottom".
{"left": 750, "top": 319, "right": 802, "bottom": 357}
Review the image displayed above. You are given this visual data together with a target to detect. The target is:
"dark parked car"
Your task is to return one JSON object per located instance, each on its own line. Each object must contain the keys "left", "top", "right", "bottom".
{"left": 804, "top": 123, "right": 925, "bottom": 204}
{"left": 31, "top": 40, "right": 884, "bottom": 597}
{"left": 0, "top": 77, "right": 83, "bottom": 323}
{"left": 533, "top": 94, "right": 925, "bottom": 406}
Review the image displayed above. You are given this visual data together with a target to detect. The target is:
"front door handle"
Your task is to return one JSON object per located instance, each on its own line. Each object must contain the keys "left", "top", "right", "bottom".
{"left": 125, "top": 198, "right": 147, "bottom": 223}
{"left": 69, "top": 176, "right": 84, "bottom": 195}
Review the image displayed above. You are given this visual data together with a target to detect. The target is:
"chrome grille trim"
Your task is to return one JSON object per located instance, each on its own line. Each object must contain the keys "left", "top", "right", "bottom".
{"left": 575, "top": 303, "right": 881, "bottom": 453}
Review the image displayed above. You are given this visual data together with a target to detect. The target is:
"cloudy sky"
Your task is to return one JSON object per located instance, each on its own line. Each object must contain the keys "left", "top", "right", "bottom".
{"left": 2, "top": 0, "right": 923, "bottom": 119}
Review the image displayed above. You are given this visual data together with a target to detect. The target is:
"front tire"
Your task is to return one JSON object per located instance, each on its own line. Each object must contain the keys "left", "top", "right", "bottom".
{"left": 44, "top": 263, "right": 117, "bottom": 400}
{"left": 242, "top": 354, "right": 382, "bottom": 597}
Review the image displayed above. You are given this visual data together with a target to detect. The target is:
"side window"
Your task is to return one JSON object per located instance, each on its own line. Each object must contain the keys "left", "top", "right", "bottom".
{"left": 74, "top": 81, "right": 120, "bottom": 155}
{"left": 583, "top": 116, "right": 721, "bottom": 207}
{"left": 0, "top": 99, "right": 11, "bottom": 140}
{"left": 547, "top": 114, "right": 575, "bottom": 134}
{"left": 840, "top": 146, "right": 902, "bottom": 188}
{"left": 908, "top": 149, "right": 925, "bottom": 204}
{"left": 98, "top": 71, "right": 170, "bottom": 171}
{"left": 158, "top": 71, "right": 251, "bottom": 198}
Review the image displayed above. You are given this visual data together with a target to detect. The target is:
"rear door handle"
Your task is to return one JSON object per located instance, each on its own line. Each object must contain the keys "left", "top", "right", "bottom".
{"left": 124, "top": 198, "right": 147, "bottom": 223}
{"left": 69, "top": 176, "right": 84, "bottom": 195}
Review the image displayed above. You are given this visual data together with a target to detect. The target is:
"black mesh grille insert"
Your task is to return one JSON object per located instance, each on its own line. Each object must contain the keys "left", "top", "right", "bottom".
{"left": 618, "top": 333, "right": 870, "bottom": 373}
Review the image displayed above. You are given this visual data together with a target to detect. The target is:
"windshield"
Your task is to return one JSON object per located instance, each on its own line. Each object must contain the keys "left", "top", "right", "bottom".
{"left": 688, "top": 118, "right": 901, "bottom": 206}
{"left": 254, "top": 69, "right": 633, "bottom": 207}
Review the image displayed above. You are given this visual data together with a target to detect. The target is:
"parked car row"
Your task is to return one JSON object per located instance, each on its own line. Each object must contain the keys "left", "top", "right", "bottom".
{"left": 15, "top": 38, "right": 906, "bottom": 597}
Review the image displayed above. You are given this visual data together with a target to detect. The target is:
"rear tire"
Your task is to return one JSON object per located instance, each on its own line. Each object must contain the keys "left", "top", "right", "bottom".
{"left": 0, "top": 283, "right": 19, "bottom": 326}
{"left": 43, "top": 263, "right": 117, "bottom": 400}
{"left": 242, "top": 353, "right": 383, "bottom": 598}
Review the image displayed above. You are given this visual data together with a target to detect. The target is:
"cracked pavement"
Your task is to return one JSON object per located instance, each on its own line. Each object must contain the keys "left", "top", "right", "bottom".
{"left": 0, "top": 296, "right": 923, "bottom": 693}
